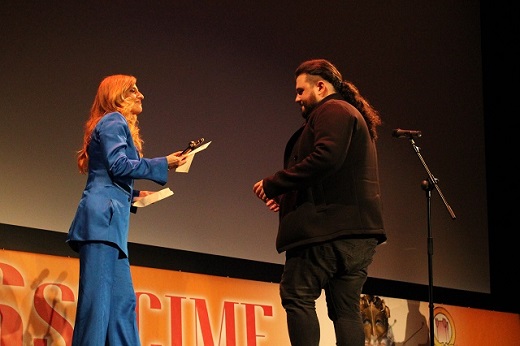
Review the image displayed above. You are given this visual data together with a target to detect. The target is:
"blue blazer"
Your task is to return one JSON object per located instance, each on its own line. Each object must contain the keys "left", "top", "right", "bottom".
{"left": 67, "top": 112, "right": 168, "bottom": 257}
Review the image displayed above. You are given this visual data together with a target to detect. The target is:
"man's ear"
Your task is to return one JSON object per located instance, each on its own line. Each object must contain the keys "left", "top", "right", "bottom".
{"left": 316, "top": 80, "right": 327, "bottom": 95}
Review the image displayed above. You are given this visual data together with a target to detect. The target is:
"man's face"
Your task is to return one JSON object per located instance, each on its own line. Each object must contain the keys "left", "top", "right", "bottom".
{"left": 295, "top": 74, "right": 319, "bottom": 118}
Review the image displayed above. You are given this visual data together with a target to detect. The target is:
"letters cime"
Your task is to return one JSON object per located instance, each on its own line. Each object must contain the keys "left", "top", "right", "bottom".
{"left": 1, "top": 262, "right": 275, "bottom": 345}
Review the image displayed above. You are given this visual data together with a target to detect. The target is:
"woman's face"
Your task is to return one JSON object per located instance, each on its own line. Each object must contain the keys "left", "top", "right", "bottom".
{"left": 125, "top": 84, "right": 144, "bottom": 115}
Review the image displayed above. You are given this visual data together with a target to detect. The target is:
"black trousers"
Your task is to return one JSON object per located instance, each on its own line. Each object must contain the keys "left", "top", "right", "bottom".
{"left": 280, "top": 237, "right": 378, "bottom": 346}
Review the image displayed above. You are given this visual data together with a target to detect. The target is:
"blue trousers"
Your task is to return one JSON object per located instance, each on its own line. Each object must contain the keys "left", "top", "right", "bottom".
{"left": 72, "top": 242, "right": 141, "bottom": 346}
{"left": 280, "top": 237, "right": 378, "bottom": 346}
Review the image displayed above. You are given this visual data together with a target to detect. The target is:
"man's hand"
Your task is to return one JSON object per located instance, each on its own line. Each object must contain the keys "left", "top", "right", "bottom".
{"left": 253, "top": 180, "right": 279, "bottom": 212}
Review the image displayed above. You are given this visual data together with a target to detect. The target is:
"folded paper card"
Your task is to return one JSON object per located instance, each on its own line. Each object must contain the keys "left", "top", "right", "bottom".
{"left": 132, "top": 188, "right": 173, "bottom": 207}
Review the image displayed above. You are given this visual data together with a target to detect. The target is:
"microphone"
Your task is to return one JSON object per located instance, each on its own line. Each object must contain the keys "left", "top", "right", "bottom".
{"left": 392, "top": 128, "right": 422, "bottom": 139}
{"left": 181, "top": 138, "right": 205, "bottom": 155}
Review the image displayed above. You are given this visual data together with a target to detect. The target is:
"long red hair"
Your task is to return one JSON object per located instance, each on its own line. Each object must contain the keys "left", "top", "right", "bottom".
{"left": 77, "top": 75, "right": 144, "bottom": 174}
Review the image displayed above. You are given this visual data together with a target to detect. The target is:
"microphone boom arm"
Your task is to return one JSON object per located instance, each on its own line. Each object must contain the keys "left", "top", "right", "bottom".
{"left": 410, "top": 138, "right": 456, "bottom": 220}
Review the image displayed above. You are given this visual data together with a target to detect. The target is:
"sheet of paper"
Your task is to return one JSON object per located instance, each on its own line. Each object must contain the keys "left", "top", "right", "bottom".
{"left": 132, "top": 188, "right": 173, "bottom": 207}
{"left": 176, "top": 141, "right": 211, "bottom": 173}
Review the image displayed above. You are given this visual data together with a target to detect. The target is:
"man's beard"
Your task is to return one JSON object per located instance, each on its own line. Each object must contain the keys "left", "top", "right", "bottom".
{"left": 300, "top": 96, "right": 318, "bottom": 119}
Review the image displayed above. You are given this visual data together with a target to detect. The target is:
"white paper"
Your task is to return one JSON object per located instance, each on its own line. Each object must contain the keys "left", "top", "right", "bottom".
{"left": 176, "top": 141, "right": 212, "bottom": 173}
{"left": 132, "top": 188, "right": 173, "bottom": 207}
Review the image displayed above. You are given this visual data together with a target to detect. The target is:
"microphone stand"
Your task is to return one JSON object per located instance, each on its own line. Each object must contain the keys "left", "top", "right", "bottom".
{"left": 407, "top": 137, "right": 456, "bottom": 346}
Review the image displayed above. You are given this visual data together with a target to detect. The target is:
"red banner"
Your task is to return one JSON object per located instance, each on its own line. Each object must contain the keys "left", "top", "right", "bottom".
{"left": 1, "top": 249, "right": 518, "bottom": 345}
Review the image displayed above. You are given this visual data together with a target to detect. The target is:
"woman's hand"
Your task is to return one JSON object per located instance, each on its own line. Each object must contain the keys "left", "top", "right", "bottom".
{"left": 166, "top": 151, "right": 188, "bottom": 170}
{"left": 132, "top": 190, "right": 154, "bottom": 202}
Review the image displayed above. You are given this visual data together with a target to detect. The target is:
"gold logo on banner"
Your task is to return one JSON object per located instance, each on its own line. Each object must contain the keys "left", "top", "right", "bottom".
{"left": 434, "top": 306, "right": 456, "bottom": 346}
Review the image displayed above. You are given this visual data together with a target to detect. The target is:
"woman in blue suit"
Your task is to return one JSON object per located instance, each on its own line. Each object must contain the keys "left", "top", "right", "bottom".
{"left": 67, "top": 74, "right": 187, "bottom": 345}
